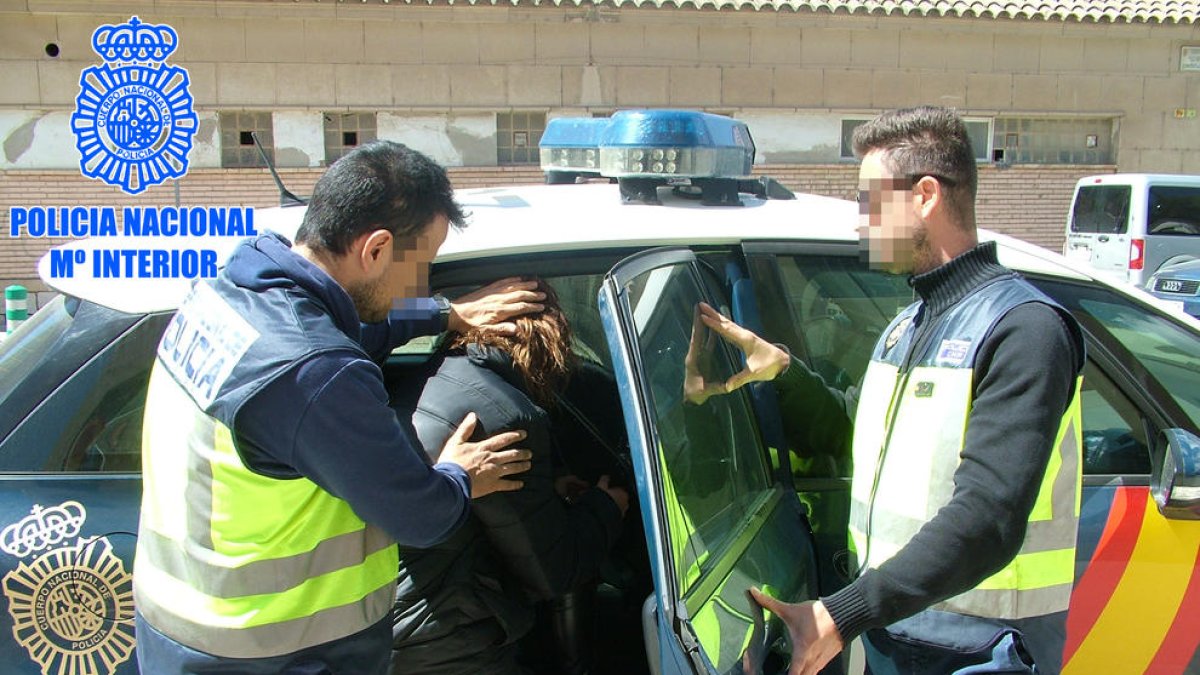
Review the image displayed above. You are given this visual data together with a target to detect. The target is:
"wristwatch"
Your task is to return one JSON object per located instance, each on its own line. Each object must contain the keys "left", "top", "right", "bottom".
{"left": 433, "top": 294, "right": 452, "bottom": 333}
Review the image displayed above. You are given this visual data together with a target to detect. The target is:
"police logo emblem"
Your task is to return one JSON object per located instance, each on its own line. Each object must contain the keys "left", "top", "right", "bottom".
{"left": 2, "top": 503, "right": 135, "bottom": 675}
{"left": 70, "top": 16, "right": 197, "bottom": 195}
{"left": 0, "top": 502, "right": 86, "bottom": 559}
{"left": 884, "top": 316, "right": 912, "bottom": 350}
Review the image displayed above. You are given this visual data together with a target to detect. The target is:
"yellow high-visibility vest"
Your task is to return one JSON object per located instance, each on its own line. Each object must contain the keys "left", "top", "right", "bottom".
{"left": 848, "top": 276, "right": 1083, "bottom": 620}
{"left": 134, "top": 281, "right": 398, "bottom": 658}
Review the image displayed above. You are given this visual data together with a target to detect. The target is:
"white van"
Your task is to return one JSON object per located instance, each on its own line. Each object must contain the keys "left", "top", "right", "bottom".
{"left": 1063, "top": 174, "right": 1200, "bottom": 286}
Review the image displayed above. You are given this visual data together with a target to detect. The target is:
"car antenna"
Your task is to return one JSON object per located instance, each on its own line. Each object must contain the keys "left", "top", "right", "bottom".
{"left": 251, "top": 131, "right": 306, "bottom": 207}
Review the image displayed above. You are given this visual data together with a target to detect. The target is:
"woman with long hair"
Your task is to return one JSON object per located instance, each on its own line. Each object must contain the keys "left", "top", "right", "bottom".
{"left": 389, "top": 278, "right": 627, "bottom": 675}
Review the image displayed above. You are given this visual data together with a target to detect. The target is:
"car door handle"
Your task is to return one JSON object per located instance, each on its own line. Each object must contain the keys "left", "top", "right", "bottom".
{"left": 1098, "top": 235, "right": 1110, "bottom": 242}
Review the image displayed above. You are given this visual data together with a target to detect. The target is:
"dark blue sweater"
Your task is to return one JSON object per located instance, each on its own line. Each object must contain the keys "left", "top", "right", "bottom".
{"left": 229, "top": 233, "right": 473, "bottom": 548}
{"left": 137, "top": 233, "right": 476, "bottom": 673}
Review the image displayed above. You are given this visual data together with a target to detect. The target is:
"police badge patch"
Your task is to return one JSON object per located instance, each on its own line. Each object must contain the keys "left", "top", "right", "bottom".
{"left": 2, "top": 503, "right": 135, "bottom": 675}
{"left": 884, "top": 316, "right": 913, "bottom": 350}
{"left": 936, "top": 339, "right": 972, "bottom": 366}
{"left": 71, "top": 16, "right": 197, "bottom": 195}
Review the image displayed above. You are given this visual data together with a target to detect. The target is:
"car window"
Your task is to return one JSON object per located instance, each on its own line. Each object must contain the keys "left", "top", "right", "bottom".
{"left": 0, "top": 297, "right": 150, "bottom": 444}
{"left": 548, "top": 273, "right": 612, "bottom": 368}
{"left": 0, "top": 312, "right": 169, "bottom": 472}
{"left": 406, "top": 273, "right": 613, "bottom": 367}
{"left": 749, "top": 252, "right": 913, "bottom": 394}
{"left": 0, "top": 295, "right": 77, "bottom": 409}
{"left": 1071, "top": 185, "right": 1131, "bottom": 234}
{"left": 1032, "top": 279, "right": 1200, "bottom": 432}
{"left": 1078, "top": 360, "right": 1151, "bottom": 475}
{"left": 1148, "top": 186, "right": 1200, "bottom": 236}
{"left": 752, "top": 256, "right": 1167, "bottom": 478}
{"left": 1077, "top": 296, "right": 1200, "bottom": 424}
{"left": 616, "top": 260, "right": 771, "bottom": 597}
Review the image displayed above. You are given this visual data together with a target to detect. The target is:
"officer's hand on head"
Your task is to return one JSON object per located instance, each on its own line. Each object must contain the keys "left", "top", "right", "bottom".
{"left": 439, "top": 413, "right": 532, "bottom": 498}
{"left": 448, "top": 277, "right": 546, "bottom": 336}
{"left": 596, "top": 475, "right": 629, "bottom": 517}
{"left": 695, "top": 302, "right": 790, "bottom": 394}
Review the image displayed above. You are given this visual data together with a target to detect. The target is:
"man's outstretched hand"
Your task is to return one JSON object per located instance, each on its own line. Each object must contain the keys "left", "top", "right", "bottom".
{"left": 448, "top": 277, "right": 545, "bottom": 335}
{"left": 749, "top": 589, "right": 844, "bottom": 675}
{"left": 438, "top": 413, "right": 532, "bottom": 498}
{"left": 683, "top": 303, "right": 726, "bottom": 406}
{"left": 683, "top": 302, "right": 791, "bottom": 405}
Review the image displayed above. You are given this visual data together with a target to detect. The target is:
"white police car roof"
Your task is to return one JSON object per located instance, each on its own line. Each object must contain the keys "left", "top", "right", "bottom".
{"left": 441, "top": 183, "right": 853, "bottom": 260}
{"left": 41, "top": 182, "right": 1154, "bottom": 316}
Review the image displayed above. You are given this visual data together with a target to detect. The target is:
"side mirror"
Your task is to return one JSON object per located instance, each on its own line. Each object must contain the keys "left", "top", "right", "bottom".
{"left": 1151, "top": 428, "right": 1200, "bottom": 520}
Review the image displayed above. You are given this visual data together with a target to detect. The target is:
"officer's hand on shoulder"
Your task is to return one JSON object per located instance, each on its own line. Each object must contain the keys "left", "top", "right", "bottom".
{"left": 440, "top": 413, "right": 532, "bottom": 498}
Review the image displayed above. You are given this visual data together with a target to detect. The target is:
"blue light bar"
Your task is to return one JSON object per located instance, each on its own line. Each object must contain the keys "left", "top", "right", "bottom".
{"left": 536, "top": 110, "right": 787, "bottom": 203}
{"left": 598, "top": 110, "right": 755, "bottom": 179}
{"left": 538, "top": 117, "right": 609, "bottom": 178}
{"left": 541, "top": 117, "right": 609, "bottom": 148}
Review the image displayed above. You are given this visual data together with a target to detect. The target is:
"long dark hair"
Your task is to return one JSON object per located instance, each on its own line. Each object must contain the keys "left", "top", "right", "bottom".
{"left": 449, "top": 279, "right": 575, "bottom": 409}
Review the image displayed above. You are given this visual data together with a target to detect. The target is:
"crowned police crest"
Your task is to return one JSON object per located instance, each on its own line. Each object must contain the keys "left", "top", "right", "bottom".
{"left": 71, "top": 16, "right": 197, "bottom": 195}
{"left": 2, "top": 502, "right": 135, "bottom": 675}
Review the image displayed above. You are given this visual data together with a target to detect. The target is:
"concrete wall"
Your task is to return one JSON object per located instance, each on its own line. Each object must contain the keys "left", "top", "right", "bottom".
{"left": 377, "top": 113, "right": 498, "bottom": 167}
{"left": 0, "top": 3, "right": 1196, "bottom": 170}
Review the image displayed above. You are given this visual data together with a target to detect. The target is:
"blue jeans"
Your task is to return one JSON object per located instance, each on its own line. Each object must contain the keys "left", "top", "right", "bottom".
{"left": 862, "top": 609, "right": 1065, "bottom": 675}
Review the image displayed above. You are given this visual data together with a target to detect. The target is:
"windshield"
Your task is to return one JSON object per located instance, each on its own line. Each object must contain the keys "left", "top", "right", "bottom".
{"left": 1071, "top": 185, "right": 1131, "bottom": 234}
{"left": 1148, "top": 186, "right": 1200, "bottom": 236}
{"left": 0, "top": 295, "right": 76, "bottom": 410}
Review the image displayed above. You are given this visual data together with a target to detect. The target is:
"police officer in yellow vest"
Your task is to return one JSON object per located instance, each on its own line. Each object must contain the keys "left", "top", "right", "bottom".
{"left": 134, "top": 141, "right": 545, "bottom": 674}
{"left": 690, "top": 107, "right": 1085, "bottom": 674}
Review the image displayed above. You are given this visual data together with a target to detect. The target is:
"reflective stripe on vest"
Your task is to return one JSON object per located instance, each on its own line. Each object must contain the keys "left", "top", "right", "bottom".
{"left": 847, "top": 281, "right": 1082, "bottom": 621}
{"left": 134, "top": 363, "right": 399, "bottom": 658}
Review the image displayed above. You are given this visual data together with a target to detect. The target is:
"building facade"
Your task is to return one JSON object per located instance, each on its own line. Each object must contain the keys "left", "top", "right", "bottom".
{"left": 1, "top": 0, "right": 1198, "bottom": 315}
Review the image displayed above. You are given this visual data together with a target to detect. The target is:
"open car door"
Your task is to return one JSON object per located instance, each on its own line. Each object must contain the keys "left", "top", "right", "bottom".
{"left": 599, "top": 247, "right": 820, "bottom": 675}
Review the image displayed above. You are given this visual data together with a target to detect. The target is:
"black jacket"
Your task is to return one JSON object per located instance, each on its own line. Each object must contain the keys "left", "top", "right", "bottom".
{"left": 389, "top": 345, "right": 623, "bottom": 674}
{"left": 780, "top": 242, "right": 1083, "bottom": 670}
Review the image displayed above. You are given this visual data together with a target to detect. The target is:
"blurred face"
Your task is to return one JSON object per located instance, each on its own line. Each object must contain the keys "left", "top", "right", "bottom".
{"left": 350, "top": 215, "right": 450, "bottom": 323}
{"left": 857, "top": 149, "right": 923, "bottom": 275}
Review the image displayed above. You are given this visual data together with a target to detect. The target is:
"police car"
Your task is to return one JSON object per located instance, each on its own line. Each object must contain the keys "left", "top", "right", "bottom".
{"left": 1, "top": 111, "right": 1199, "bottom": 675}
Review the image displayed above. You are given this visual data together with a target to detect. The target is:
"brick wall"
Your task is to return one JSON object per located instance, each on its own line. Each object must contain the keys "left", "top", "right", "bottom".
{"left": 0, "top": 163, "right": 1109, "bottom": 312}
{"left": 4, "top": 6, "right": 1194, "bottom": 173}
{"left": 745, "top": 164, "right": 1108, "bottom": 251}
{"left": 974, "top": 165, "right": 1105, "bottom": 251}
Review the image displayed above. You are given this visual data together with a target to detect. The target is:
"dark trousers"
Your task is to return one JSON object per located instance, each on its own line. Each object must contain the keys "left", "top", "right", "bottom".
{"left": 862, "top": 609, "right": 1067, "bottom": 675}
{"left": 135, "top": 611, "right": 391, "bottom": 675}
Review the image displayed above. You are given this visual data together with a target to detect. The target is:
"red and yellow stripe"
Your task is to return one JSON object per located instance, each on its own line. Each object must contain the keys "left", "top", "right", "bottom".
{"left": 1064, "top": 487, "right": 1200, "bottom": 674}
